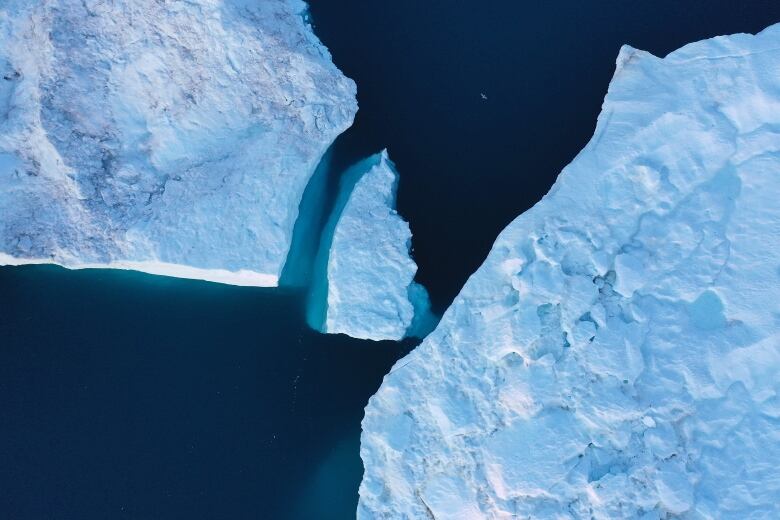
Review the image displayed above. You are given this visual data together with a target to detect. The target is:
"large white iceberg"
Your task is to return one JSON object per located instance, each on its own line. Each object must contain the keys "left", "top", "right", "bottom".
{"left": 360, "top": 25, "right": 780, "bottom": 518}
{"left": 0, "top": 0, "right": 356, "bottom": 285}
{"left": 309, "top": 150, "right": 434, "bottom": 341}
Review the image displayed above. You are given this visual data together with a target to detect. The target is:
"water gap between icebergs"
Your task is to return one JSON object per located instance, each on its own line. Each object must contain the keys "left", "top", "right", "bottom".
{"left": 280, "top": 133, "right": 438, "bottom": 340}
{"left": 279, "top": 135, "right": 376, "bottom": 335}
{"left": 300, "top": 153, "right": 381, "bottom": 334}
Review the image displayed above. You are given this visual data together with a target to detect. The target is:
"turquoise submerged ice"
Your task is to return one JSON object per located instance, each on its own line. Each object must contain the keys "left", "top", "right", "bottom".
{"left": 320, "top": 150, "right": 432, "bottom": 341}
{"left": 0, "top": 0, "right": 356, "bottom": 285}
{"left": 360, "top": 25, "right": 780, "bottom": 518}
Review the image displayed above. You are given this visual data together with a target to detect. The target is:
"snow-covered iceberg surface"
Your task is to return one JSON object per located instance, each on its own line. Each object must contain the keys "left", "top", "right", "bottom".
{"left": 309, "top": 150, "right": 434, "bottom": 341}
{"left": 0, "top": 0, "right": 356, "bottom": 286}
{"left": 360, "top": 25, "right": 780, "bottom": 518}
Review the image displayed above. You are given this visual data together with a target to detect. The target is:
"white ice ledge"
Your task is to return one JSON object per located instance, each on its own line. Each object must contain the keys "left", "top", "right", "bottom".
{"left": 0, "top": 253, "right": 277, "bottom": 286}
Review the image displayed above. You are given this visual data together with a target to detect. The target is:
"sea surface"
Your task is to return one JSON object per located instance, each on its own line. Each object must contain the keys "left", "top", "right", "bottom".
{"left": 2, "top": 1, "right": 780, "bottom": 518}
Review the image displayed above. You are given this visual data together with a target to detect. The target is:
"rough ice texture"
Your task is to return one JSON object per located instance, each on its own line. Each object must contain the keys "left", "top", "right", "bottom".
{"left": 360, "top": 25, "right": 780, "bottom": 519}
{"left": 324, "top": 150, "right": 429, "bottom": 341}
{"left": 0, "top": 0, "right": 356, "bottom": 285}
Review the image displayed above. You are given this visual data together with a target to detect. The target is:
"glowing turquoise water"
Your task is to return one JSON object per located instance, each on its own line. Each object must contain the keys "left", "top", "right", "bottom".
{"left": 305, "top": 153, "right": 383, "bottom": 333}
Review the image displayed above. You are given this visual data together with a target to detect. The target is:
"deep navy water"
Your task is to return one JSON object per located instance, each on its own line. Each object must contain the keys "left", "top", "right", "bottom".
{"left": 2, "top": 2, "right": 780, "bottom": 519}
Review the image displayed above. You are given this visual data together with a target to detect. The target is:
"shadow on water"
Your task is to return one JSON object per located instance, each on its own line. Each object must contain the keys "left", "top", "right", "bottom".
{"left": 278, "top": 125, "right": 389, "bottom": 290}
{"left": 281, "top": 142, "right": 387, "bottom": 334}
{"left": 279, "top": 148, "right": 335, "bottom": 289}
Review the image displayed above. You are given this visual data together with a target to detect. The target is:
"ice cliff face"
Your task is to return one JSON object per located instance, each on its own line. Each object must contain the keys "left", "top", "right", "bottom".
{"left": 0, "top": 0, "right": 356, "bottom": 285}
{"left": 313, "top": 150, "right": 433, "bottom": 341}
{"left": 360, "top": 25, "right": 780, "bottom": 519}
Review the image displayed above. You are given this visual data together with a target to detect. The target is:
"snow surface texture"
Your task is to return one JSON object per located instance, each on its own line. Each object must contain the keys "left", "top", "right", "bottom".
{"left": 322, "top": 150, "right": 432, "bottom": 341}
{"left": 360, "top": 25, "right": 780, "bottom": 519}
{"left": 0, "top": 0, "right": 356, "bottom": 285}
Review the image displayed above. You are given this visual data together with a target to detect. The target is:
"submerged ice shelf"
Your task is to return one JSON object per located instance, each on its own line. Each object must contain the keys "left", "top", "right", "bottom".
{"left": 0, "top": 0, "right": 356, "bottom": 285}
{"left": 308, "top": 151, "right": 434, "bottom": 341}
{"left": 360, "top": 24, "right": 780, "bottom": 518}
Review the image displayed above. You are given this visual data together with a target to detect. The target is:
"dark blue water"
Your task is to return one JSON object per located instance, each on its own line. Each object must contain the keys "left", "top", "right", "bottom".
{"left": 308, "top": 0, "right": 780, "bottom": 312}
{"left": 2, "top": 2, "right": 780, "bottom": 519}
{"left": 0, "top": 266, "right": 415, "bottom": 519}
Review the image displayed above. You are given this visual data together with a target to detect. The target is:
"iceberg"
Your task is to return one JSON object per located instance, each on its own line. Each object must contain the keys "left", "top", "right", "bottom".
{"left": 0, "top": 0, "right": 356, "bottom": 286}
{"left": 360, "top": 25, "right": 780, "bottom": 518}
{"left": 309, "top": 150, "right": 433, "bottom": 341}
